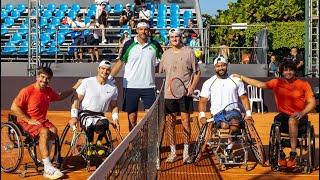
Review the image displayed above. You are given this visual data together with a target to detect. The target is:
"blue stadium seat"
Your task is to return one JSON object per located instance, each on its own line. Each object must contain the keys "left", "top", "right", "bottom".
{"left": 158, "top": 3, "right": 167, "bottom": 12}
{"left": 11, "top": 32, "right": 23, "bottom": 44}
{"left": 68, "top": 10, "right": 77, "bottom": 20}
{"left": 46, "top": 24, "right": 57, "bottom": 35}
{"left": 50, "top": 17, "right": 61, "bottom": 27}
{"left": 40, "top": 4, "right": 45, "bottom": 12}
{"left": 146, "top": 3, "right": 155, "bottom": 12}
{"left": 55, "top": 10, "right": 65, "bottom": 20}
{"left": 157, "top": 18, "right": 166, "bottom": 28}
{"left": 149, "top": 11, "right": 154, "bottom": 27}
{"left": 40, "top": 45, "right": 47, "bottom": 54}
{"left": 170, "top": 17, "right": 180, "bottom": 28}
{"left": 4, "top": 17, "right": 15, "bottom": 27}
{"left": 53, "top": 33, "right": 66, "bottom": 45}
{"left": 40, "top": 17, "right": 48, "bottom": 28}
{"left": 170, "top": 3, "right": 179, "bottom": 16}
{"left": 89, "top": 4, "right": 97, "bottom": 12}
{"left": 84, "top": 16, "right": 91, "bottom": 24}
{"left": 47, "top": 3, "right": 56, "bottom": 12}
{"left": 1, "top": 24, "right": 9, "bottom": 36}
{"left": 43, "top": 10, "right": 53, "bottom": 19}
{"left": 106, "top": 4, "right": 112, "bottom": 13}
{"left": 114, "top": 4, "right": 123, "bottom": 15}
{"left": 18, "top": 24, "right": 28, "bottom": 36}
{"left": 11, "top": 10, "right": 21, "bottom": 20}
{"left": 5, "top": 4, "right": 14, "bottom": 13}
{"left": 1, "top": 10, "right": 8, "bottom": 20}
{"left": 157, "top": 9, "right": 166, "bottom": 19}
{"left": 71, "top": 4, "right": 81, "bottom": 13}
{"left": 47, "top": 43, "right": 60, "bottom": 55}
{"left": 87, "top": 10, "right": 96, "bottom": 18}
{"left": 17, "top": 4, "right": 26, "bottom": 13}
{"left": 40, "top": 33, "right": 51, "bottom": 46}
{"left": 58, "top": 24, "right": 70, "bottom": 35}
{"left": 3, "top": 41, "right": 16, "bottom": 54}
{"left": 83, "top": 29, "right": 90, "bottom": 36}
{"left": 59, "top": 3, "right": 69, "bottom": 13}
{"left": 18, "top": 41, "right": 29, "bottom": 54}
{"left": 183, "top": 10, "right": 193, "bottom": 20}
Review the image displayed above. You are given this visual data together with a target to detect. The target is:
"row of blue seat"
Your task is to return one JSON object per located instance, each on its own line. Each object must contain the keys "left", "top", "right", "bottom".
{"left": 3, "top": 40, "right": 61, "bottom": 55}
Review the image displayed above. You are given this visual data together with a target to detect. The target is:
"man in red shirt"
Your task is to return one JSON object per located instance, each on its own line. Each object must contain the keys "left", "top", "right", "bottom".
{"left": 233, "top": 60, "right": 316, "bottom": 168}
{"left": 10, "top": 67, "right": 81, "bottom": 179}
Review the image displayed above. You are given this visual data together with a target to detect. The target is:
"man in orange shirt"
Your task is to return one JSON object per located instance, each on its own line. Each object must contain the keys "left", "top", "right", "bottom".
{"left": 233, "top": 60, "right": 316, "bottom": 168}
{"left": 10, "top": 67, "right": 81, "bottom": 179}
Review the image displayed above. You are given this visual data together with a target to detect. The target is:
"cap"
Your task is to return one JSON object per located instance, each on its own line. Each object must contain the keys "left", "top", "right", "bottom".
{"left": 126, "top": 3, "right": 131, "bottom": 7}
{"left": 101, "top": 1, "right": 107, "bottom": 5}
{"left": 168, "top": 28, "right": 181, "bottom": 36}
{"left": 191, "top": 33, "right": 197, "bottom": 38}
{"left": 99, "top": 60, "right": 112, "bottom": 68}
{"left": 213, "top": 56, "right": 228, "bottom": 66}
{"left": 137, "top": 21, "right": 150, "bottom": 28}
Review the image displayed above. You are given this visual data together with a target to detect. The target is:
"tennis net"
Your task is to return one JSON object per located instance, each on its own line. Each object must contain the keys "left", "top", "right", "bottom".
{"left": 89, "top": 80, "right": 165, "bottom": 180}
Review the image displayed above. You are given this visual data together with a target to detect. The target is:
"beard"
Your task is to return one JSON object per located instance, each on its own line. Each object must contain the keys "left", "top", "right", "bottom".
{"left": 215, "top": 69, "right": 227, "bottom": 76}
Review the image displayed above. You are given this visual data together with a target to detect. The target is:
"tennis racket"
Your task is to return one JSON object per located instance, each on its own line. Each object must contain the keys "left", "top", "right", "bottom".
{"left": 169, "top": 77, "right": 199, "bottom": 99}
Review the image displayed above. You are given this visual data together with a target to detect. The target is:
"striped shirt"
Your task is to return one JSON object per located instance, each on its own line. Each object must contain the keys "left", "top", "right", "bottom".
{"left": 120, "top": 37, "right": 163, "bottom": 88}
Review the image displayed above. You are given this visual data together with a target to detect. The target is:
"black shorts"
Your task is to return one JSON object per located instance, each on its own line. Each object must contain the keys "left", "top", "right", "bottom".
{"left": 164, "top": 96, "right": 193, "bottom": 115}
{"left": 274, "top": 113, "right": 308, "bottom": 136}
{"left": 122, "top": 88, "right": 156, "bottom": 113}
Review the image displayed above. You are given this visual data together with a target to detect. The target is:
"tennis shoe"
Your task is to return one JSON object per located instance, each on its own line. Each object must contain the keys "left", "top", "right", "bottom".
{"left": 43, "top": 166, "right": 63, "bottom": 179}
{"left": 166, "top": 152, "right": 177, "bottom": 163}
{"left": 287, "top": 152, "right": 297, "bottom": 168}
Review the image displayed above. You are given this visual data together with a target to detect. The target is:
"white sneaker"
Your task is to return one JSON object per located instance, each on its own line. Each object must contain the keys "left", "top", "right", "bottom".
{"left": 43, "top": 166, "right": 64, "bottom": 179}
{"left": 183, "top": 148, "right": 192, "bottom": 164}
{"left": 166, "top": 152, "right": 177, "bottom": 163}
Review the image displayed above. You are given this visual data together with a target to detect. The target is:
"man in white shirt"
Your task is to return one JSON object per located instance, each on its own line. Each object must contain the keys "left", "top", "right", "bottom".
{"left": 139, "top": 3, "right": 151, "bottom": 23}
{"left": 71, "top": 13, "right": 86, "bottom": 62}
{"left": 198, "top": 56, "right": 252, "bottom": 157}
{"left": 69, "top": 60, "right": 120, "bottom": 145}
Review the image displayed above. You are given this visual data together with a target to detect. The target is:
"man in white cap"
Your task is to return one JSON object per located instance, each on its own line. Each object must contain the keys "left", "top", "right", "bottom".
{"left": 198, "top": 56, "right": 252, "bottom": 159}
{"left": 110, "top": 19, "right": 163, "bottom": 131}
{"left": 159, "top": 28, "right": 201, "bottom": 163}
{"left": 69, "top": 60, "right": 120, "bottom": 147}
{"left": 119, "top": 3, "right": 135, "bottom": 29}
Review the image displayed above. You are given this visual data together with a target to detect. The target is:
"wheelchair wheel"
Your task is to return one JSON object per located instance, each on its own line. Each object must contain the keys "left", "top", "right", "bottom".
{"left": 1, "top": 122, "right": 24, "bottom": 173}
{"left": 192, "top": 123, "right": 209, "bottom": 163}
{"left": 105, "top": 129, "right": 114, "bottom": 153}
{"left": 306, "top": 124, "right": 316, "bottom": 173}
{"left": 245, "top": 120, "right": 266, "bottom": 165}
{"left": 269, "top": 124, "right": 280, "bottom": 171}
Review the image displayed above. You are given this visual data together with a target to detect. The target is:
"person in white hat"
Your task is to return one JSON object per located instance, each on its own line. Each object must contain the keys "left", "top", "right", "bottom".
{"left": 69, "top": 60, "right": 120, "bottom": 148}
{"left": 119, "top": 3, "right": 135, "bottom": 29}
{"left": 198, "top": 56, "right": 252, "bottom": 160}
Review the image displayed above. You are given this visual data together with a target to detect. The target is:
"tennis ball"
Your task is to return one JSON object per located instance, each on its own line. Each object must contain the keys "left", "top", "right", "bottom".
{"left": 91, "top": 150, "right": 96, "bottom": 155}
{"left": 97, "top": 150, "right": 105, "bottom": 156}
{"left": 87, "top": 150, "right": 92, "bottom": 156}
{"left": 96, "top": 140, "right": 102, "bottom": 146}
{"left": 194, "top": 50, "right": 202, "bottom": 59}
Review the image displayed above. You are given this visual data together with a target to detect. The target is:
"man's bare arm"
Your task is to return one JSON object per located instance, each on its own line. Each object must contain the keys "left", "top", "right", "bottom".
{"left": 233, "top": 74, "right": 267, "bottom": 89}
{"left": 10, "top": 102, "right": 40, "bottom": 125}
{"left": 110, "top": 59, "right": 124, "bottom": 77}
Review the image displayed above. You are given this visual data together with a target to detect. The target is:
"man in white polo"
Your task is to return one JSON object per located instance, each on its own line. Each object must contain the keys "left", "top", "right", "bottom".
{"left": 110, "top": 19, "right": 163, "bottom": 131}
{"left": 69, "top": 60, "right": 120, "bottom": 145}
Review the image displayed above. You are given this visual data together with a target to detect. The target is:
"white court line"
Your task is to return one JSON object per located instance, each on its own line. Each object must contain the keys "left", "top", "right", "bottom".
{"left": 163, "top": 171, "right": 319, "bottom": 177}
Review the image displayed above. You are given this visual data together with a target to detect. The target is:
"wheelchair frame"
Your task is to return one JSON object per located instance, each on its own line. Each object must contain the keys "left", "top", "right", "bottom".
{"left": 1, "top": 114, "right": 61, "bottom": 177}
{"left": 268, "top": 120, "right": 316, "bottom": 173}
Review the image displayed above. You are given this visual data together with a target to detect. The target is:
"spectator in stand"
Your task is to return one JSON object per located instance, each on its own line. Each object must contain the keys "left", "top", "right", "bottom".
{"left": 120, "top": 3, "right": 135, "bottom": 29}
{"left": 287, "top": 47, "right": 304, "bottom": 77}
{"left": 269, "top": 54, "right": 279, "bottom": 77}
{"left": 189, "top": 33, "right": 203, "bottom": 63}
{"left": 182, "top": 19, "right": 199, "bottom": 45}
{"left": 139, "top": 3, "right": 151, "bottom": 24}
{"left": 86, "top": 15, "right": 100, "bottom": 63}
{"left": 96, "top": 1, "right": 109, "bottom": 44}
{"left": 189, "top": 33, "right": 200, "bottom": 47}
{"left": 116, "top": 30, "right": 131, "bottom": 59}
{"left": 219, "top": 40, "right": 230, "bottom": 60}
{"left": 134, "top": 0, "right": 145, "bottom": 13}
{"left": 152, "top": 30, "right": 165, "bottom": 47}
{"left": 71, "top": 13, "right": 86, "bottom": 62}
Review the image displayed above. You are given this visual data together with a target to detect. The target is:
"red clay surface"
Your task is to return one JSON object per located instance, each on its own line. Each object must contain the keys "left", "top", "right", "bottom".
{"left": 1, "top": 110, "right": 319, "bottom": 180}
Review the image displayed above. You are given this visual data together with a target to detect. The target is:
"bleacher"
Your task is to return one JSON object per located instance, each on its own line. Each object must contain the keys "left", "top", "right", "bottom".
{"left": 1, "top": 1, "right": 199, "bottom": 62}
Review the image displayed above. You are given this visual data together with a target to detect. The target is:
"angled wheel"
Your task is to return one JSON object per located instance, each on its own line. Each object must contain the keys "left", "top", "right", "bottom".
{"left": 307, "top": 123, "right": 316, "bottom": 173}
{"left": 245, "top": 119, "right": 266, "bottom": 165}
{"left": 192, "top": 123, "right": 209, "bottom": 163}
{"left": 1, "top": 122, "right": 24, "bottom": 173}
{"left": 269, "top": 124, "right": 280, "bottom": 171}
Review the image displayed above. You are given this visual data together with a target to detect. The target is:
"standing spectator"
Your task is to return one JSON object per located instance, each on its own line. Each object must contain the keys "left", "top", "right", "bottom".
{"left": 116, "top": 30, "right": 131, "bottom": 59}
{"left": 182, "top": 19, "right": 199, "bottom": 45}
{"left": 10, "top": 67, "right": 81, "bottom": 179}
{"left": 139, "top": 3, "right": 151, "bottom": 23}
{"left": 96, "top": 1, "right": 109, "bottom": 44}
{"left": 86, "top": 15, "right": 100, "bottom": 63}
{"left": 269, "top": 54, "right": 279, "bottom": 77}
{"left": 119, "top": 3, "right": 135, "bottom": 29}
{"left": 134, "top": 0, "right": 145, "bottom": 13}
{"left": 110, "top": 20, "right": 163, "bottom": 131}
{"left": 71, "top": 13, "right": 86, "bottom": 62}
{"left": 189, "top": 33, "right": 203, "bottom": 63}
{"left": 219, "top": 40, "right": 230, "bottom": 60}
{"left": 159, "top": 28, "right": 201, "bottom": 164}
{"left": 288, "top": 47, "right": 304, "bottom": 77}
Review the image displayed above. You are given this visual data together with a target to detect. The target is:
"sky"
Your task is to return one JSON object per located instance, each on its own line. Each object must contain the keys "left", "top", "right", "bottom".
{"left": 199, "top": 0, "right": 233, "bottom": 16}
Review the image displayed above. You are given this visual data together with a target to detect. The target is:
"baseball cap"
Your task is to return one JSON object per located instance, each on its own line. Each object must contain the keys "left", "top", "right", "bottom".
{"left": 126, "top": 3, "right": 131, "bottom": 7}
{"left": 168, "top": 28, "right": 181, "bottom": 36}
{"left": 99, "top": 60, "right": 111, "bottom": 68}
{"left": 213, "top": 56, "right": 228, "bottom": 66}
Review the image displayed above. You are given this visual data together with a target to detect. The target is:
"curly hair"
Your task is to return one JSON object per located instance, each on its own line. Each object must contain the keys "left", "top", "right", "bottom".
{"left": 279, "top": 60, "right": 296, "bottom": 75}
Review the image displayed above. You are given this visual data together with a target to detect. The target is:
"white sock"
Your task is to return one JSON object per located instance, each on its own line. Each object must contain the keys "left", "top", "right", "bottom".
{"left": 184, "top": 144, "right": 189, "bottom": 152}
{"left": 72, "top": 125, "right": 76, "bottom": 131}
{"left": 42, "top": 157, "right": 52, "bottom": 168}
{"left": 227, "top": 139, "right": 234, "bottom": 149}
{"left": 170, "top": 145, "right": 176, "bottom": 153}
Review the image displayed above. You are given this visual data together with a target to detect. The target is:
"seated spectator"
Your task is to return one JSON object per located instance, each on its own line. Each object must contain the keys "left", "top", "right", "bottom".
{"left": 120, "top": 3, "right": 135, "bottom": 29}
{"left": 139, "top": 3, "right": 151, "bottom": 24}
{"left": 269, "top": 54, "right": 279, "bottom": 77}
{"left": 134, "top": 0, "right": 145, "bottom": 13}
{"left": 71, "top": 13, "right": 86, "bottom": 62}
{"left": 182, "top": 19, "right": 199, "bottom": 45}
{"left": 96, "top": 1, "right": 109, "bottom": 44}
{"left": 86, "top": 15, "right": 100, "bottom": 63}
{"left": 116, "top": 30, "right": 131, "bottom": 59}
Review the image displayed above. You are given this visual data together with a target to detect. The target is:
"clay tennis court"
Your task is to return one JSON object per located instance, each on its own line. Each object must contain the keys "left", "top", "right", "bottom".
{"left": 1, "top": 110, "right": 319, "bottom": 179}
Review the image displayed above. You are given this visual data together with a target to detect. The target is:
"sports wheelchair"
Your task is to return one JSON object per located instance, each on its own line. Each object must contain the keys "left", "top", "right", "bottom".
{"left": 269, "top": 114, "right": 316, "bottom": 173}
{"left": 1, "top": 114, "right": 61, "bottom": 177}
{"left": 192, "top": 103, "right": 266, "bottom": 171}
{"left": 59, "top": 110, "right": 121, "bottom": 171}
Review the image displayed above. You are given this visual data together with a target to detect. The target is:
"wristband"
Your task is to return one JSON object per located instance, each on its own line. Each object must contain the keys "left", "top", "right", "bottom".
{"left": 246, "top": 110, "right": 252, "bottom": 117}
{"left": 240, "top": 75, "right": 243, "bottom": 81}
{"left": 71, "top": 108, "right": 78, "bottom": 118}
{"left": 108, "top": 75, "right": 114, "bottom": 80}
{"left": 112, "top": 112, "right": 119, "bottom": 121}
{"left": 199, "top": 112, "right": 206, "bottom": 118}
